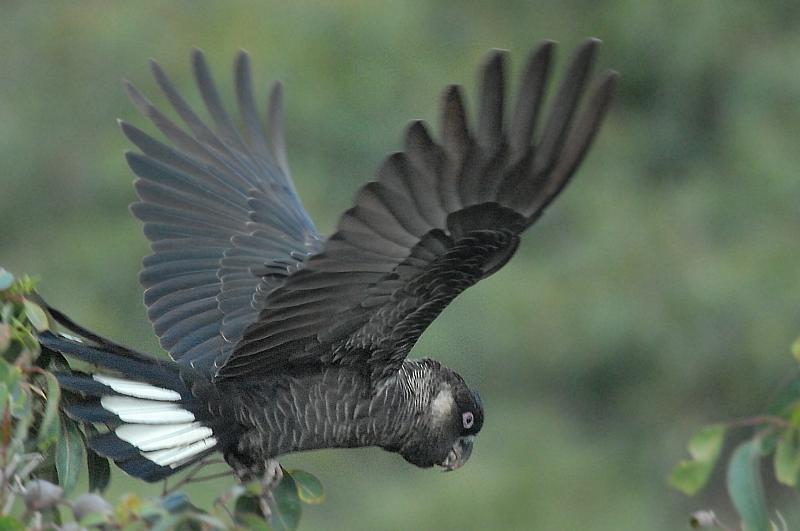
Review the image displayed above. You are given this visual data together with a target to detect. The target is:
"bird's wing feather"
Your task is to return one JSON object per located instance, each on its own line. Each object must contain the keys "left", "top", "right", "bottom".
{"left": 218, "top": 39, "right": 617, "bottom": 381}
{"left": 123, "top": 49, "right": 322, "bottom": 373}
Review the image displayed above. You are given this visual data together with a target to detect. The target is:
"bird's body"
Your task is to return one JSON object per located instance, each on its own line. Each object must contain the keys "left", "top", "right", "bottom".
{"left": 40, "top": 38, "right": 616, "bottom": 482}
{"left": 221, "top": 359, "right": 474, "bottom": 474}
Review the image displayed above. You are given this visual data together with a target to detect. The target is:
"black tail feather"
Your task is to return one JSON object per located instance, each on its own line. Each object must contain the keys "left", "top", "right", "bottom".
{"left": 62, "top": 399, "right": 119, "bottom": 424}
{"left": 32, "top": 295, "right": 154, "bottom": 362}
{"left": 39, "top": 332, "right": 185, "bottom": 391}
{"left": 55, "top": 373, "right": 114, "bottom": 397}
{"left": 90, "top": 431, "right": 144, "bottom": 461}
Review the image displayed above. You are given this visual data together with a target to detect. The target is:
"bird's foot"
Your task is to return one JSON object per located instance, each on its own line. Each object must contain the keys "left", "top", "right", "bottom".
{"left": 258, "top": 459, "right": 283, "bottom": 519}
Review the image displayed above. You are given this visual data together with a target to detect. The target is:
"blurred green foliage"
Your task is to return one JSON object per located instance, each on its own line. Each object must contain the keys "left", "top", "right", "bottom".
{"left": 2, "top": 1, "right": 800, "bottom": 529}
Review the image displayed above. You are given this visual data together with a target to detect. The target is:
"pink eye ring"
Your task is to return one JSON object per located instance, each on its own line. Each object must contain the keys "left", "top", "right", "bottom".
{"left": 462, "top": 411, "right": 474, "bottom": 429}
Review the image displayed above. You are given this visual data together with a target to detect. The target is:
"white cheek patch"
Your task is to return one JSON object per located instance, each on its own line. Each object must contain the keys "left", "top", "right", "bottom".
{"left": 431, "top": 386, "right": 455, "bottom": 424}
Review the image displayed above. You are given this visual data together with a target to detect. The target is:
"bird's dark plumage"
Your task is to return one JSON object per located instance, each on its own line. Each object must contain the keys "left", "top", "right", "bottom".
{"left": 44, "top": 39, "right": 616, "bottom": 481}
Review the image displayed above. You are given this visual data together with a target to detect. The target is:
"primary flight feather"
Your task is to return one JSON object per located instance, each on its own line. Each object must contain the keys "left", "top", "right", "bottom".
{"left": 40, "top": 38, "right": 617, "bottom": 481}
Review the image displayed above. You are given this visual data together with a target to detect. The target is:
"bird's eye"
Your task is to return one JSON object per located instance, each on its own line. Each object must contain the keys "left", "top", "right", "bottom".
{"left": 462, "top": 411, "right": 474, "bottom": 429}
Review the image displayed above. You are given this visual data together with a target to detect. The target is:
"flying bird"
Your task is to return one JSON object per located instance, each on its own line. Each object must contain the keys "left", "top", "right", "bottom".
{"left": 39, "top": 39, "right": 617, "bottom": 482}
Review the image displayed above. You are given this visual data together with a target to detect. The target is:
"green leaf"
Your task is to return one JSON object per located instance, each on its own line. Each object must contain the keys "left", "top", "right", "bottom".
{"left": 0, "top": 359, "right": 14, "bottom": 384}
{"left": 234, "top": 492, "right": 263, "bottom": 517}
{"left": 0, "top": 269, "right": 14, "bottom": 291}
{"left": 36, "top": 371, "right": 60, "bottom": 449}
{"left": 235, "top": 475, "right": 303, "bottom": 531}
{"left": 22, "top": 299, "right": 48, "bottom": 332}
{"left": 10, "top": 387, "right": 33, "bottom": 452}
{"left": 0, "top": 364, "right": 25, "bottom": 422}
{"left": 234, "top": 492, "right": 272, "bottom": 530}
{"left": 726, "top": 439, "right": 770, "bottom": 531}
{"left": 669, "top": 460, "right": 715, "bottom": 496}
{"left": 55, "top": 416, "right": 85, "bottom": 495}
{"left": 774, "top": 427, "right": 800, "bottom": 486}
{"left": 288, "top": 469, "right": 325, "bottom": 504}
{"left": 9, "top": 276, "right": 37, "bottom": 296}
{"left": 793, "top": 338, "right": 800, "bottom": 363}
{"left": 668, "top": 424, "right": 726, "bottom": 495}
{"left": 0, "top": 515, "right": 25, "bottom": 531}
{"left": 0, "top": 324, "right": 10, "bottom": 353}
{"left": 87, "top": 448, "right": 111, "bottom": 493}
{"left": 270, "top": 472, "right": 302, "bottom": 531}
{"left": 688, "top": 424, "right": 726, "bottom": 462}
{"left": 7, "top": 369, "right": 27, "bottom": 420}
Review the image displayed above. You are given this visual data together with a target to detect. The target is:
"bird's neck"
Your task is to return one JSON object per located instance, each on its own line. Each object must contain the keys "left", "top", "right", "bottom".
{"left": 370, "top": 358, "right": 446, "bottom": 452}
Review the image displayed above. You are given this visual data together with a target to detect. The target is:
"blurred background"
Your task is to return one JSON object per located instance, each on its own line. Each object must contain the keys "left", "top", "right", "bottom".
{"left": 2, "top": 1, "right": 800, "bottom": 529}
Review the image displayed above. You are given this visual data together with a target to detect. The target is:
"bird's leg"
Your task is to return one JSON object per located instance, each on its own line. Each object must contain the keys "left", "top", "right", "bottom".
{"left": 258, "top": 459, "right": 283, "bottom": 519}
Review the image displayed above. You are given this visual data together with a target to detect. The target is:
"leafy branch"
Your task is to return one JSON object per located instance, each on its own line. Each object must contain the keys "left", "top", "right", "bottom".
{"left": 669, "top": 340, "right": 800, "bottom": 530}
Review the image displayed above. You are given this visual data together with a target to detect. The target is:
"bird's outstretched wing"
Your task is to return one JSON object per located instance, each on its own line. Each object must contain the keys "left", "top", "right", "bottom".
{"left": 219, "top": 39, "right": 617, "bottom": 381}
{"left": 123, "top": 50, "right": 323, "bottom": 373}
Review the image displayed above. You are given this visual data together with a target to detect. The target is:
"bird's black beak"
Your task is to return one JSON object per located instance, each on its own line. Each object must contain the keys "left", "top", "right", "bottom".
{"left": 440, "top": 436, "right": 475, "bottom": 471}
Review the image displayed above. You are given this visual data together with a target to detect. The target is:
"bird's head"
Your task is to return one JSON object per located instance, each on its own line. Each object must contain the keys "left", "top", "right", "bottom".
{"left": 399, "top": 371, "right": 484, "bottom": 471}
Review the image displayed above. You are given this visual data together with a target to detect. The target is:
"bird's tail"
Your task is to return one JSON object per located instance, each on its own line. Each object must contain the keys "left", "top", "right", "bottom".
{"left": 38, "top": 307, "right": 222, "bottom": 482}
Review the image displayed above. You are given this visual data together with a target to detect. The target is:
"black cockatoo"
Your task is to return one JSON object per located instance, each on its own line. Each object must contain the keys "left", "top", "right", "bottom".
{"left": 39, "top": 39, "right": 617, "bottom": 482}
